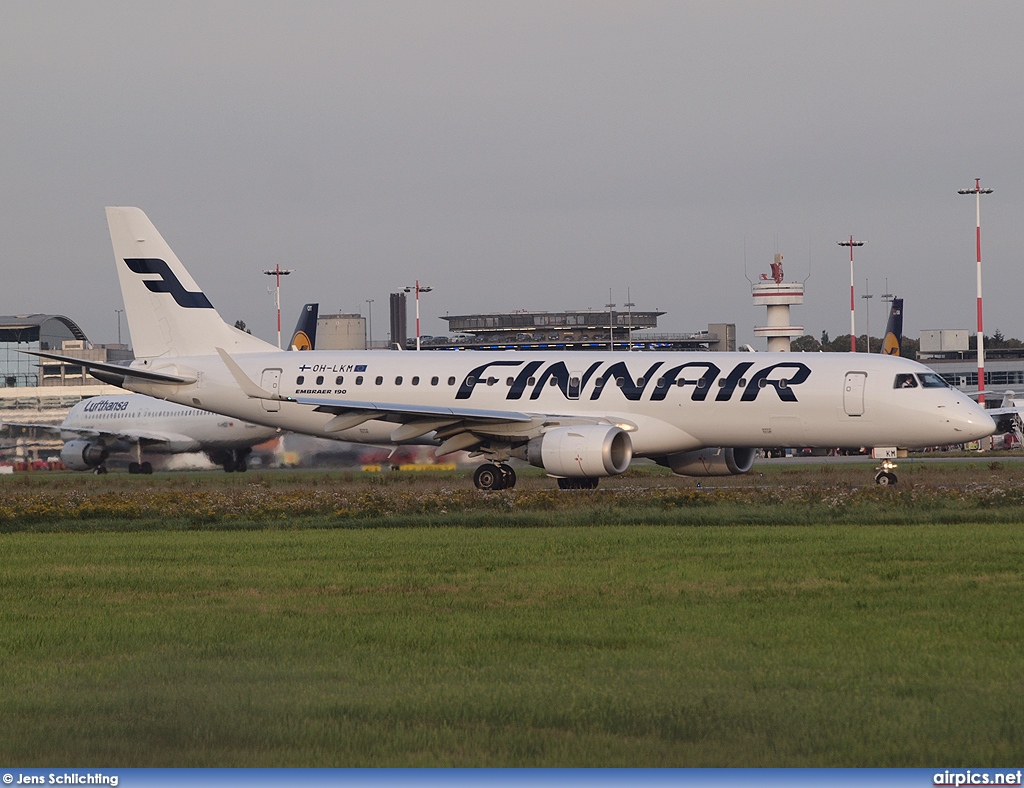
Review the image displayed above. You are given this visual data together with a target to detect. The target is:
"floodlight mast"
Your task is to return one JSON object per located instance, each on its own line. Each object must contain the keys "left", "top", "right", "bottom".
{"left": 403, "top": 281, "right": 433, "bottom": 351}
{"left": 838, "top": 237, "right": 865, "bottom": 352}
{"left": 262, "top": 265, "right": 294, "bottom": 349}
{"left": 958, "top": 179, "right": 993, "bottom": 406}
{"left": 861, "top": 280, "right": 873, "bottom": 353}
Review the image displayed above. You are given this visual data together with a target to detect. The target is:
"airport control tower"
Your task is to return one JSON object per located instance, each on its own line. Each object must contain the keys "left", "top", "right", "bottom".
{"left": 752, "top": 254, "right": 804, "bottom": 352}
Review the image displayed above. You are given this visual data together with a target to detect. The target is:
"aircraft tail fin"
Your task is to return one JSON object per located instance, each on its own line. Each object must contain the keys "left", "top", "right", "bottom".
{"left": 880, "top": 297, "right": 903, "bottom": 356}
{"left": 288, "top": 303, "right": 318, "bottom": 350}
{"left": 105, "top": 207, "right": 276, "bottom": 359}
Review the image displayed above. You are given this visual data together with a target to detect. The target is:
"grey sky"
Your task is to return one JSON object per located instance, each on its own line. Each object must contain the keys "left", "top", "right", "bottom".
{"left": 2, "top": 1, "right": 1022, "bottom": 349}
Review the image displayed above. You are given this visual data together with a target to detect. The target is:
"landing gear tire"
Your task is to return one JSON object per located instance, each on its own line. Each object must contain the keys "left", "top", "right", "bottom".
{"left": 128, "top": 462, "right": 141, "bottom": 475}
{"left": 875, "top": 471, "right": 897, "bottom": 485}
{"left": 236, "top": 458, "right": 247, "bottom": 472}
{"left": 141, "top": 461, "right": 153, "bottom": 475}
{"left": 474, "top": 463, "right": 505, "bottom": 491}
{"left": 223, "top": 458, "right": 237, "bottom": 473}
{"left": 557, "top": 477, "right": 599, "bottom": 490}
{"left": 94, "top": 465, "right": 108, "bottom": 475}
{"left": 497, "top": 464, "right": 516, "bottom": 490}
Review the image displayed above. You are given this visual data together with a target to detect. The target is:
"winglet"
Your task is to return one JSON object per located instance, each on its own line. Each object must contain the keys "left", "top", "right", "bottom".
{"left": 216, "top": 347, "right": 287, "bottom": 401}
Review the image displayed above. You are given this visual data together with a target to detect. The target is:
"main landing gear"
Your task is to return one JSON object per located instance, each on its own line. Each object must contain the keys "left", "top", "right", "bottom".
{"left": 128, "top": 461, "right": 153, "bottom": 475}
{"left": 209, "top": 448, "right": 251, "bottom": 473}
{"left": 472, "top": 463, "right": 517, "bottom": 491}
{"left": 556, "top": 477, "right": 599, "bottom": 490}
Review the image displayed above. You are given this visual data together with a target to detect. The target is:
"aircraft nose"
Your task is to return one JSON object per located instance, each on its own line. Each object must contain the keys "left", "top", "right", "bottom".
{"left": 948, "top": 400, "right": 996, "bottom": 442}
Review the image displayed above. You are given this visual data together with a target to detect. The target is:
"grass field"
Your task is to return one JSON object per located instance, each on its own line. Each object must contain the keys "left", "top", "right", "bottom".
{"left": 2, "top": 463, "right": 1024, "bottom": 766}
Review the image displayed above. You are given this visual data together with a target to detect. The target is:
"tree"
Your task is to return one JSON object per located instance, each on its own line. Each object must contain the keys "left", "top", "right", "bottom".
{"left": 791, "top": 335, "right": 822, "bottom": 352}
{"left": 820, "top": 330, "right": 830, "bottom": 347}
{"left": 234, "top": 319, "right": 252, "bottom": 335}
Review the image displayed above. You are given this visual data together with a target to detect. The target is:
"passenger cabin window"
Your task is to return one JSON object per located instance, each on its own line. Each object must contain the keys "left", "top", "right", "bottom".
{"left": 448, "top": 377, "right": 456, "bottom": 386}
{"left": 336, "top": 376, "right": 344, "bottom": 385}
{"left": 355, "top": 376, "right": 363, "bottom": 385}
{"left": 412, "top": 376, "right": 420, "bottom": 385}
{"left": 395, "top": 376, "right": 403, "bottom": 385}
{"left": 431, "top": 376, "right": 439, "bottom": 386}
{"left": 375, "top": 376, "right": 383, "bottom": 385}
{"left": 296, "top": 376, "right": 304, "bottom": 385}
{"left": 894, "top": 373, "right": 918, "bottom": 389}
{"left": 316, "top": 376, "right": 324, "bottom": 385}
{"left": 918, "top": 373, "right": 948, "bottom": 388}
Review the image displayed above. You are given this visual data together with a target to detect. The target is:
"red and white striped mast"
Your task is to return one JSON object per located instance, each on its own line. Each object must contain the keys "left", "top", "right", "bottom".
{"left": 838, "top": 237, "right": 864, "bottom": 352}
{"left": 958, "top": 179, "right": 993, "bottom": 405}
{"left": 403, "top": 280, "right": 433, "bottom": 351}
{"left": 263, "top": 264, "right": 294, "bottom": 349}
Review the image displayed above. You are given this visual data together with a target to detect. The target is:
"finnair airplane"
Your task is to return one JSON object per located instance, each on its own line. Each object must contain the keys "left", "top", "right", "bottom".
{"left": 6, "top": 303, "right": 319, "bottom": 474}
{"left": 32, "top": 207, "right": 995, "bottom": 489}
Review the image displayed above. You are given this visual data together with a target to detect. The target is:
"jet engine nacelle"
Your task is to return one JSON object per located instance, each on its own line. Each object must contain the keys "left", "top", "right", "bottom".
{"left": 660, "top": 447, "right": 756, "bottom": 477}
{"left": 527, "top": 425, "right": 632, "bottom": 478}
{"left": 60, "top": 440, "right": 110, "bottom": 471}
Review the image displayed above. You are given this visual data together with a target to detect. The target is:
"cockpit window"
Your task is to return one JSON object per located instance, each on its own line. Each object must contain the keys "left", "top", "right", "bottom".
{"left": 917, "top": 373, "right": 948, "bottom": 388}
{"left": 894, "top": 373, "right": 918, "bottom": 389}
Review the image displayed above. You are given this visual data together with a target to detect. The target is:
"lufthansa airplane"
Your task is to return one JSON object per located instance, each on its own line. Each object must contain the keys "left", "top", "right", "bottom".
{"left": 6, "top": 303, "right": 319, "bottom": 474}
{"left": 30, "top": 208, "right": 995, "bottom": 490}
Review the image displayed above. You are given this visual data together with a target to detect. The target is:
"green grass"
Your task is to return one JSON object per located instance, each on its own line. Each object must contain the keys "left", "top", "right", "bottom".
{"left": 3, "top": 522, "right": 1024, "bottom": 766}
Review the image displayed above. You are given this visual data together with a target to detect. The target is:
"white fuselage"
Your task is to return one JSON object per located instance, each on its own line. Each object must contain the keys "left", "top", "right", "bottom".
{"left": 62, "top": 394, "right": 278, "bottom": 454}
{"left": 118, "top": 349, "right": 994, "bottom": 454}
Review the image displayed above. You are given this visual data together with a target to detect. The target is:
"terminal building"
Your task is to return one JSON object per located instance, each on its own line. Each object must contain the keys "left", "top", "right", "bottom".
{"left": 917, "top": 329, "right": 1024, "bottom": 401}
{"left": 1, "top": 314, "right": 127, "bottom": 462}
{"left": 405, "top": 308, "right": 736, "bottom": 352}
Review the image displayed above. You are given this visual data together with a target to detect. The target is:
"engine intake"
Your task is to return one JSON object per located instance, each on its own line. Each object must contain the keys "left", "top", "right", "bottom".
{"left": 527, "top": 425, "right": 632, "bottom": 478}
{"left": 61, "top": 440, "right": 110, "bottom": 471}
{"left": 659, "top": 447, "right": 756, "bottom": 477}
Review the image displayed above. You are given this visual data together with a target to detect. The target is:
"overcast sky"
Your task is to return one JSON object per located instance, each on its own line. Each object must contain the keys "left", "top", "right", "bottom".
{"left": 2, "top": 1, "right": 1022, "bottom": 349}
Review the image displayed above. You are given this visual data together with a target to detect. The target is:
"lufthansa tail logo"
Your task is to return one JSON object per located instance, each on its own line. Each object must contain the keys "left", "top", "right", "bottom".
{"left": 291, "top": 331, "right": 313, "bottom": 351}
{"left": 124, "top": 258, "right": 214, "bottom": 309}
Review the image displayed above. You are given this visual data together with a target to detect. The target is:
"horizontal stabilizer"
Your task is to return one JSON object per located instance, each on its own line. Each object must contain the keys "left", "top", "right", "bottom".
{"left": 21, "top": 350, "right": 196, "bottom": 385}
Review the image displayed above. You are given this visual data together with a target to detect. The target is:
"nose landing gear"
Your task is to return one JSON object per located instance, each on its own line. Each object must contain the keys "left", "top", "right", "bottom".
{"left": 874, "top": 459, "right": 898, "bottom": 485}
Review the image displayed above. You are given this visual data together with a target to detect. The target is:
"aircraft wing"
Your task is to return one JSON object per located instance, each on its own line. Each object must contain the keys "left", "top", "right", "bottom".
{"left": 62, "top": 427, "right": 176, "bottom": 446}
{"left": 291, "top": 394, "right": 534, "bottom": 424}
{"left": 215, "top": 347, "right": 622, "bottom": 453}
{"left": 2, "top": 419, "right": 174, "bottom": 448}
{"left": 1, "top": 421, "right": 64, "bottom": 438}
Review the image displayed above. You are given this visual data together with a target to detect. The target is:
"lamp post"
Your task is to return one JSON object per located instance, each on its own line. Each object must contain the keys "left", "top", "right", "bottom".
{"left": 861, "top": 279, "right": 873, "bottom": 353}
{"left": 262, "top": 265, "right": 294, "bottom": 349}
{"left": 958, "top": 179, "right": 993, "bottom": 405}
{"left": 605, "top": 289, "right": 616, "bottom": 351}
{"left": 624, "top": 288, "right": 635, "bottom": 351}
{"left": 838, "top": 237, "right": 865, "bottom": 352}
{"left": 365, "top": 299, "right": 373, "bottom": 350}
{"left": 403, "top": 281, "right": 433, "bottom": 351}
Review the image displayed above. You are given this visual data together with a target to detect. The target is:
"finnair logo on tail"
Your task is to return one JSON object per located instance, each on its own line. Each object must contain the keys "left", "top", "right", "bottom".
{"left": 124, "top": 258, "right": 214, "bottom": 309}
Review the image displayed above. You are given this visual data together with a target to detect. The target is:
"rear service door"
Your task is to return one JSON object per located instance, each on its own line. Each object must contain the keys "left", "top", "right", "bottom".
{"left": 261, "top": 368, "right": 282, "bottom": 412}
